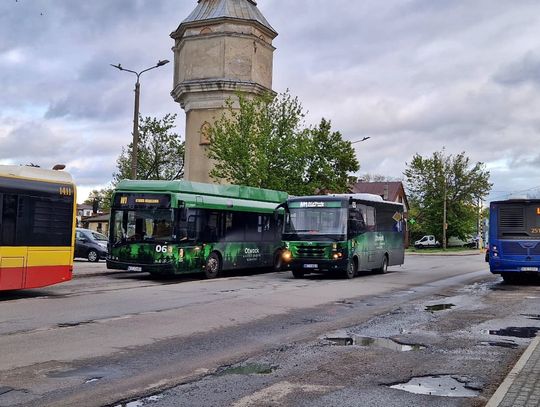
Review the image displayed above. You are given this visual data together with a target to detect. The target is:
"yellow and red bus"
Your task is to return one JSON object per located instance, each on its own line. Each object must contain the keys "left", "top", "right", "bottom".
{"left": 0, "top": 165, "right": 76, "bottom": 290}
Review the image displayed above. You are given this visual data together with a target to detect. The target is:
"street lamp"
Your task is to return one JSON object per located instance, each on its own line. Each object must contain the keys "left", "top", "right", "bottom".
{"left": 110, "top": 59, "right": 170, "bottom": 179}
{"left": 351, "top": 136, "right": 371, "bottom": 144}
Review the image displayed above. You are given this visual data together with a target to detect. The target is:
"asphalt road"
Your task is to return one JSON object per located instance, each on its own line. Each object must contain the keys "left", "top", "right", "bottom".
{"left": 0, "top": 254, "right": 538, "bottom": 406}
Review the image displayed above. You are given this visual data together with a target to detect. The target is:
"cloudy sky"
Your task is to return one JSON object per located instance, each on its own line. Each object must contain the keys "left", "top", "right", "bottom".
{"left": 1, "top": 0, "right": 540, "bottom": 203}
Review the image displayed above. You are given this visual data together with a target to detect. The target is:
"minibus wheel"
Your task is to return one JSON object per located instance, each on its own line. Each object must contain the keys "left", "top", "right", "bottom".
{"left": 376, "top": 255, "right": 388, "bottom": 274}
{"left": 344, "top": 260, "right": 356, "bottom": 279}
{"left": 292, "top": 270, "right": 304, "bottom": 279}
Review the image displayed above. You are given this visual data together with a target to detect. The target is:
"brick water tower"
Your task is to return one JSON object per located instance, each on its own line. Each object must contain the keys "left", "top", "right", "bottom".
{"left": 171, "top": 0, "right": 278, "bottom": 183}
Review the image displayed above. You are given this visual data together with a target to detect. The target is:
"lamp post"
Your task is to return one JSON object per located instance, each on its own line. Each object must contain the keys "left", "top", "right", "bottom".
{"left": 110, "top": 59, "right": 170, "bottom": 179}
{"left": 351, "top": 136, "right": 371, "bottom": 144}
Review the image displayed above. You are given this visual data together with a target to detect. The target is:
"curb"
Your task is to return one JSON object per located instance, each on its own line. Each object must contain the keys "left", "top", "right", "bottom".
{"left": 73, "top": 271, "right": 127, "bottom": 279}
{"left": 485, "top": 335, "right": 540, "bottom": 407}
{"left": 406, "top": 251, "right": 482, "bottom": 257}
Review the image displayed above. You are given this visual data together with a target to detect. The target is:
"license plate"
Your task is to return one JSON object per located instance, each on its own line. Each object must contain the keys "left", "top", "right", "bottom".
{"left": 303, "top": 264, "right": 318, "bottom": 269}
{"left": 521, "top": 267, "right": 539, "bottom": 272}
{"left": 127, "top": 266, "right": 142, "bottom": 272}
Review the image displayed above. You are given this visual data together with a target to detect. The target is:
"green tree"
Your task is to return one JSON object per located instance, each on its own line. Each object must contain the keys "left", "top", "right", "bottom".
{"left": 206, "top": 91, "right": 359, "bottom": 195}
{"left": 83, "top": 188, "right": 113, "bottom": 212}
{"left": 114, "top": 113, "right": 184, "bottom": 182}
{"left": 404, "top": 150, "right": 491, "bottom": 246}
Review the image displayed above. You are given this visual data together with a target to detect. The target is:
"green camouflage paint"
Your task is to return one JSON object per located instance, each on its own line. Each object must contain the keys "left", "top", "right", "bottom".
{"left": 283, "top": 231, "right": 404, "bottom": 270}
{"left": 109, "top": 241, "right": 279, "bottom": 275}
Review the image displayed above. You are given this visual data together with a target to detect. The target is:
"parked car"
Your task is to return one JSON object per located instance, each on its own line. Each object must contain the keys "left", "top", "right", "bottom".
{"left": 75, "top": 228, "right": 108, "bottom": 262}
{"left": 447, "top": 236, "right": 477, "bottom": 248}
{"left": 414, "top": 235, "right": 441, "bottom": 249}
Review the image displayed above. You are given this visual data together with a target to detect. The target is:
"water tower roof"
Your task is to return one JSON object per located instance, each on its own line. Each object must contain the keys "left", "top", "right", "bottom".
{"left": 178, "top": 0, "right": 276, "bottom": 37}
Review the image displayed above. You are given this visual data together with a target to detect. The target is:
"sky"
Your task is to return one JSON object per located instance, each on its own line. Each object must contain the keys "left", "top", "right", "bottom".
{"left": 1, "top": 0, "right": 540, "bottom": 203}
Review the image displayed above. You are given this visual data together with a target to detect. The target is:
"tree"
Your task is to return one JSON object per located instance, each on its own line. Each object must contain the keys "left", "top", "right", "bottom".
{"left": 305, "top": 119, "right": 359, "bottom": 194}
{"left": 83, "top": 188, "right": 114, "bottom": 212}
{"left": 206, "top": 91, "right": 359, "bottom": 195}
{"left": 360, "top": 173, "right": 402, "bottom": 182}
{"left": 404, "top": 150, "right": 492, "bottom": 247}
{"left": 114, "top": 113, "right": 184, "bottom": 182}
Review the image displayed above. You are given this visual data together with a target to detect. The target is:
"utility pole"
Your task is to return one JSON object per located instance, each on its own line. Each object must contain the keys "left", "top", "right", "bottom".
{"left": 443, "top": 181, "right": 447, "bottom": 250}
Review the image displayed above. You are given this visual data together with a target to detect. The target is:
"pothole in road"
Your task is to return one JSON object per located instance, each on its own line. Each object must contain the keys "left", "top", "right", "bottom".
{"left": 217, "top": 363, "right": 277, "bottom": 376}
{"left": 114, "top": 394, "right": 165, "bottom": 407}
{"left": 57, "top": 320, "right": 94, "bottom": 328}
{"left": 425, "top": 303, "right": 455, "bottom": 312}
{"left": 326, "top": 337, "right": 354, "bottom": 346}
{"left": 389, "top": 375, "right": 480, "bottom": 398}
{"left": 521, "top": 313, "right": 540, "bottom": 321}
{"left": 480, "top": 341, "right": 518, "bottom": 349}
{"left": 487, "top": 327, "right": 540, "bottom": 338}
{"left": 325, "top": 336, "right": 426, "bottom": 352}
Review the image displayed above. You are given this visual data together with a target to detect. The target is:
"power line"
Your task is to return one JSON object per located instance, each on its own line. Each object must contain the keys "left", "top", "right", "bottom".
{"left": 490, "top": 185, "right": 540, "bottom": 201}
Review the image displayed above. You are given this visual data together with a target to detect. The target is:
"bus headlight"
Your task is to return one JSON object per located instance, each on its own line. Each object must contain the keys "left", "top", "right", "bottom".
{"left": 282, "top": 250, "right": 292, "bottom": 262}
{"left": 332, "top": 252, "right": 343, "bottom": 260}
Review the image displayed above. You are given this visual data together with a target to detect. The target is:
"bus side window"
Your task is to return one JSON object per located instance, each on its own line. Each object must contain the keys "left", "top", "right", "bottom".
{"left": 0, "top": 193, "right": 3, "bottom": 242}
{"left": 201, "top": 211, "right": 219, "bottom": 242}
{"left": 245, "top": 213, "right": 262, "bottom": 242}
{"left": 348, "top": 208, "right": 366, "bottom": 237}
{"left": 187, "top": 215, "right": 198, "bottom": 240}
{"left": 260, "top": 215, "right": 275, "bottom": 242}
{"left": 224, "top": 212, "right": 246, "bottom": 242}
{"left": 366, "top": 206, "right": 376, "bottom": 231}
{"left": 1, "top": 194, "right": 17, "bottom": 246}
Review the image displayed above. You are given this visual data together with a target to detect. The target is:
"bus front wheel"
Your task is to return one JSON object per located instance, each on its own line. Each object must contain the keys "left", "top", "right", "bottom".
{"left": 204, "top": 252, "right": 222, "bottom": 279}
{"left": 292, "top": 270, "right": 304, "bottom": 279}
{"left": 344, "top": 260, "right": 356, "bottom": 279}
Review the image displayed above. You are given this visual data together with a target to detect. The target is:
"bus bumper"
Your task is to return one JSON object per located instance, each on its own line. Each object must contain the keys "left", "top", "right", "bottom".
{"left": 282, "top": 258, "right": 348, "bottom": 272}
{"left": 489, "top": 258, "right": 540, "bottom": 274}
{"left": 106, "top": 260, "right": 175, "bottom": 274}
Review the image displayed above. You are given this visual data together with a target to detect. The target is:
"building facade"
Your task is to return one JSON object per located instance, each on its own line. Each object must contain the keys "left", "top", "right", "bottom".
{"left": 171, "top": 0, "right": 278, "bottom": 183}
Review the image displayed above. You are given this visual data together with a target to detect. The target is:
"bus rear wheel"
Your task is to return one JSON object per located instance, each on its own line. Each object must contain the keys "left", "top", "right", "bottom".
{"left": 273, "top": 251, "right": 283, "bottom": 272}
{"left": 376, "top": 255, "right": 388, "bottom": 274}
{"left": 502, "top": 273, "right": 519, "bottom": 284}
{"left": 204, "top": 252, "right": 222, "bottom": 279}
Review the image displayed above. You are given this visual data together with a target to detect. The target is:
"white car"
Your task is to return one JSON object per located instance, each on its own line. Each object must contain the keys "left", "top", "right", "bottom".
{"left": 414, "top": 235, "right": 440, "bottom": 249}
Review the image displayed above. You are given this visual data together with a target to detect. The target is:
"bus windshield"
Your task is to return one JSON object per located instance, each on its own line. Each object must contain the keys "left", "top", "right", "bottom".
{"left": 111, "top": 208, "right": 175, "bottom": 245}
{"left": 284, "top": 206, "right": 347, "bottom": 241}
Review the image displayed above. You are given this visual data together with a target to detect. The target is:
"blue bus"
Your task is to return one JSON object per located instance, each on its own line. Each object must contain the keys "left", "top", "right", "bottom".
{"left": 488, "top": 199, "right": 540, "bottom": 283}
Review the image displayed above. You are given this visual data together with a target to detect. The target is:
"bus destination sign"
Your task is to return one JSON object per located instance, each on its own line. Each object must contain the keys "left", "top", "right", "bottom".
{"left": 114, "top": 193, "right": 171, "bottom": 208}
{"left": 289, "top": 201, "right": 342, "bottom": 209}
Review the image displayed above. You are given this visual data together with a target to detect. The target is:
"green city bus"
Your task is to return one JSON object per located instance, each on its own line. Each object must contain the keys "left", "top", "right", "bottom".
{"left": 106, "top": 180, "right": 287, "bottom": 278}
{"left": 280, "top": 194, "right": 405, "bottom": 278}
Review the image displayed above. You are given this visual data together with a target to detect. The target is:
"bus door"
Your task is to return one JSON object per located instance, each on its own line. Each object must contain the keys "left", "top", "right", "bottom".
{"left": 0, "top": 249, "right": 27, "bottom": 290}
{"left": 0, "top": 193, "right": 27, "bottom": 290}
{"left": 359, "top": 205, "right": 377, "bottom": 268}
